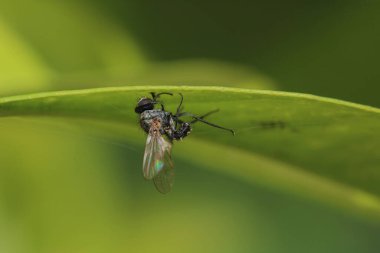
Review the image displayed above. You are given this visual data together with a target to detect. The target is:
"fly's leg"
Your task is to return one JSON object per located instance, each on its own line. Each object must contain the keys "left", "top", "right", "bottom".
{"left": 172, "top": 93, "right": 184, "bottom": 129}
{"left": 189, "top": 109, "right": 219, "bottom": 124}
{"left": 151, "top": 92, "right": 173, "bottom": 100}
{"left": 172, "top": 94, "right": 221, "bottom": 130}
{"left": 176, "top": 93, "right": 184, "bottom": 115}
{"left": 170, "top": 109, "right": 229, "bottom": 140}
{"left": 176, "top": 112, "right": 235, "bottom": 135}
{"left": 150, "top": 92, "right": 173, "bottom": 111}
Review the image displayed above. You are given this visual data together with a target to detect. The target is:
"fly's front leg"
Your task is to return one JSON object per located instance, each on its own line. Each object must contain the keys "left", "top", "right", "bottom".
{"left": 151, "top": 92, "right": 173, "bottom": 111}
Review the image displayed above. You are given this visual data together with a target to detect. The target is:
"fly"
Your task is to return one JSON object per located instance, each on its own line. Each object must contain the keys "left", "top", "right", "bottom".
{"left": 135, "top": 92, "right": 234, "bottom": 194}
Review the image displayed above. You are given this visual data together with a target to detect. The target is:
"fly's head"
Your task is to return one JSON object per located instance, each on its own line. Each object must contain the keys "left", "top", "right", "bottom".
{"left": 135, "top": 97, "right": 155, "bottom": 114}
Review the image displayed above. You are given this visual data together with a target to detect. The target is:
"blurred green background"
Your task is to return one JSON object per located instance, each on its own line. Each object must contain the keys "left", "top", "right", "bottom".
{"left": 0, "top": 1, "right": 379, "bottom": 253}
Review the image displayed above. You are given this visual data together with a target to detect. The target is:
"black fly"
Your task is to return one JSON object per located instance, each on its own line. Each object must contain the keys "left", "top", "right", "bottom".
{"left": 135, "top": 92, "right": 234, "bottom": 194}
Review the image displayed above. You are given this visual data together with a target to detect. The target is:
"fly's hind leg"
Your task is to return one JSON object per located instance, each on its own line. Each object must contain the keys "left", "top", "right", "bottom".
{"left": 170, "top": 109, "right": 234, "bottom": 140}
{"left": 176, "top": 111, "right": 235, "bottom": 135}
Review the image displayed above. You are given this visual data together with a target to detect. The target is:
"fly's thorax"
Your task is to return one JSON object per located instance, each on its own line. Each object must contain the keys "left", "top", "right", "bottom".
{"left": 140, "top": 110, "right": 171, "bottom": 134}
{"left": 140, "top": 110, "right": 168, "bottom": 121}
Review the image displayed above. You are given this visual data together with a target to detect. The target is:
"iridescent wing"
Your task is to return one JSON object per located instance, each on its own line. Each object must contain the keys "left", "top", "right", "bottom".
{"left": 153, "top": 145, "right": 174, "bottom": 194}
{"left": 143, "top": 133, "right": 161, "bottom": 179}
{"left": 143, "top": 130, "right": 174, "bottom": 193}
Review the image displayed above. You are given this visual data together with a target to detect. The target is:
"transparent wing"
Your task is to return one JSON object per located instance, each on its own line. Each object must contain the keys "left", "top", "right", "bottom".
{"left": 143, "top": 131, "right": 174, "bottom": 181}
{"left": 153, "top": 145, "right": 174, "bottom": 194}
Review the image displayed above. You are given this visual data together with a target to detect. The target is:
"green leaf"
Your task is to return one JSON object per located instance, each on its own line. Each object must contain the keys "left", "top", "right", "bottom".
{"left": 0, "top": 86, "right": 379, "bottom": 219}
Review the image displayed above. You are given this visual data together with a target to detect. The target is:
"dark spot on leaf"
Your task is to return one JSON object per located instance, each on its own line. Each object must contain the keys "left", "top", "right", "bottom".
{"left": 251, "top": 120, "right": 299, "bottom": 133}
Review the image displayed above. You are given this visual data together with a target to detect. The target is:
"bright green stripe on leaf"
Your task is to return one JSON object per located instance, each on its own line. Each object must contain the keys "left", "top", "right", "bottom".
{"left": 0, "top": 86, "right": 378, "bottom": 113}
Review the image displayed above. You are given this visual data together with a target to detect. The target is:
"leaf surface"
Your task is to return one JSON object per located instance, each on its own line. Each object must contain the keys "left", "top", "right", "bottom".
{"left": 0, "top": 86, "right": 379, "bottom": 218}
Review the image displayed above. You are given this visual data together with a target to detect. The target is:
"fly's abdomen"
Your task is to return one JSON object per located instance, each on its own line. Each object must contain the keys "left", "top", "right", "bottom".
{"left": 173, "top": 123, "right": 191, "bottom": 140}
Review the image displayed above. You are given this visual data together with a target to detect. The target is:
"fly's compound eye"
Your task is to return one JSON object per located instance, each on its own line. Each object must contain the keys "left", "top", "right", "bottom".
{"left": 135, "top": 97, "right": 155, "bottom": 113}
